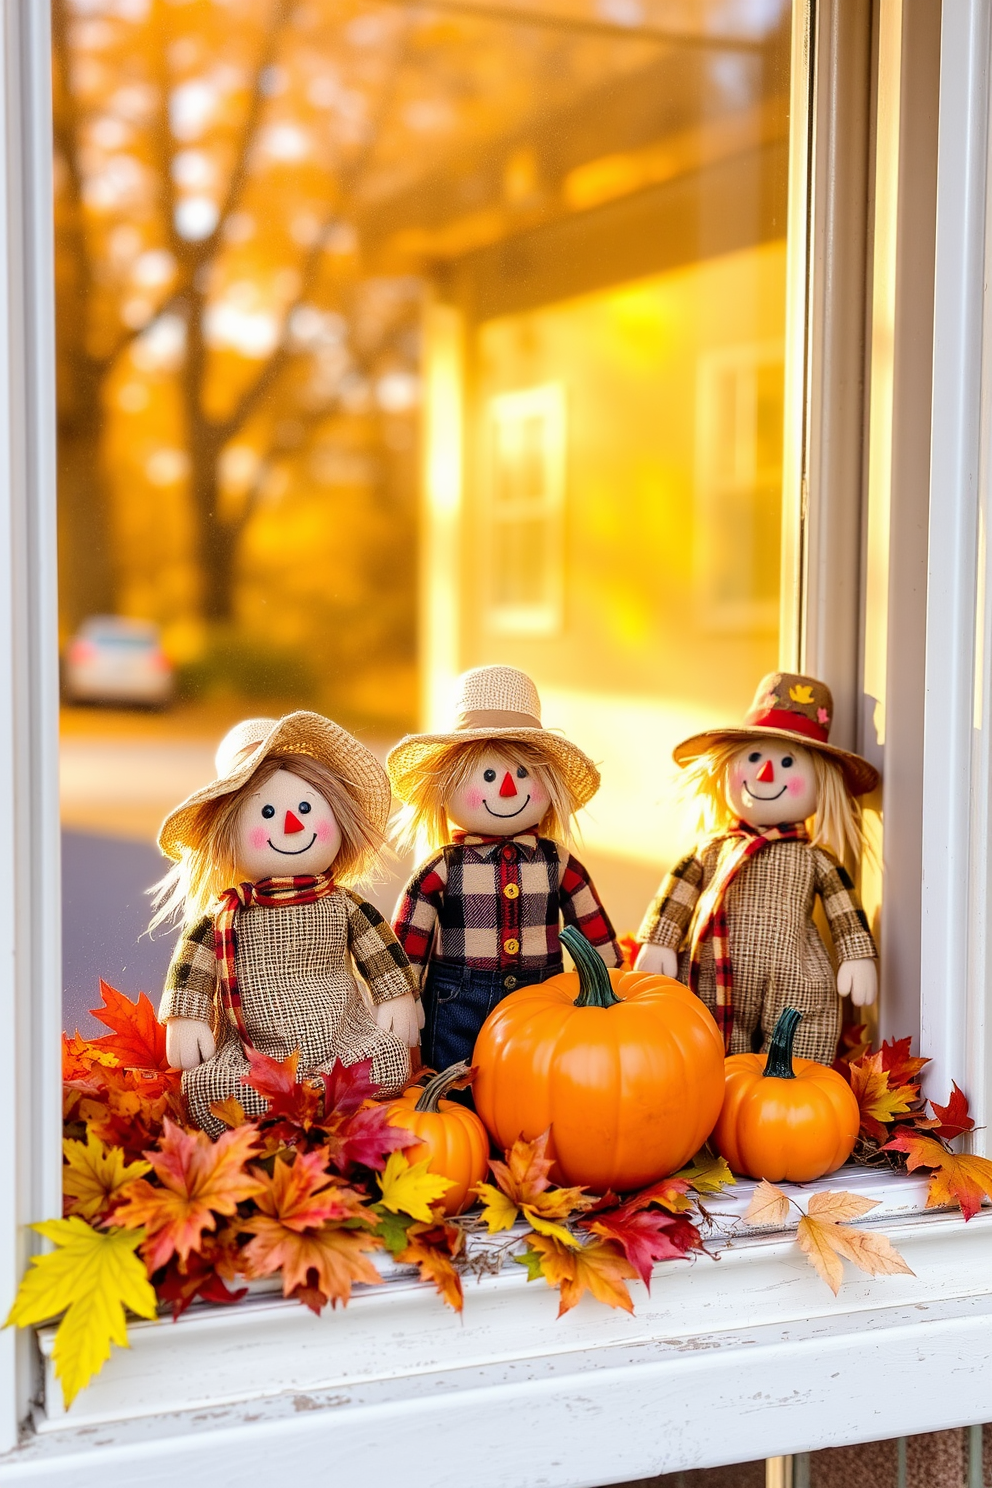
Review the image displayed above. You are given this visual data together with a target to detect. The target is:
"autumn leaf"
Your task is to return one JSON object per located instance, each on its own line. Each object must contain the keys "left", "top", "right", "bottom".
{"left": 789, "top": 684, "right": 815, "bottom": 705}
{"left": 241, "top": 1047, "right": 323, "bottom": 1135}
{"left": 586, "top": 1206, "right": 700, "bottom": 1289}
{"left": 622, "top": 1176, "right": 694, "bottom": 1214}
{"left": 154, "top": 1229, "right": 247, "bottom": 1321}
{"left": 318, "top": 1057, "right": 381, "bottom": 1116}
{"left": 834, "top": 1022, "right": 872, "bottom": 1067}
{"left": 878, "top": 1036, "right": 929, "bottom": 1086}
{"left": 89, "top": 981, "right": 169, "bottom": 1070}
{"left": 333, "top": 1104, "right": 414, "bottom": 1174}
{"left": 208, "top": 1096, "right": 248, "bottom": 1130}
{"left": 848, "top": 1051, "right": 917, "bottom": 1142}
{"left": 884, "top": 1129, "right": 992, "bottom": 1220}
{"left": 240, "top": 1154, "right": 382, "bottom": 1309}
{"left": 377, "top": 1151, "right": 453, "bottom": 1222}
{"left": 396, "top": 1220, "right": 465, "bottom": 1311}
{"left": 62, "top": 1131, "right": 151, "bottom": 1221}
{"left": 520, "top": 1232, "right": 637, "bottom": 1317}
{"left": 474, "top": 1182, "right": 521, "bottom": 1234}
{"left": 111, "top": 1118, "right": 264, "bottom": 1269}
{"left": 674, "top": 1151, "right": 736, "bottom": 1194}
{"left": 488, "top": 1130, "right": 556, "bottom": 1202}
{"left": 927, "top": 1083, "right": 975, "bottom": 1142}
{"left": 744, "top": 1179, "right": 792, "bottom": 1229}
{"left": 63, "top": 1032, "right": 118, "bottom": 1082}
{"left": 796, "top": 1193, "right": 913, "bottom": 1295}
{"left": 616, "top": 932, "right": 640, "bottom": 969}
{"left": 5, "top": 1217, "right": 158, "bottom": 1407}
{"left": 483, "top": 1131, "right": 592, "bottom": 1234}
{"left": 372, "top": 1206, "right": 418, "bottom": 1255}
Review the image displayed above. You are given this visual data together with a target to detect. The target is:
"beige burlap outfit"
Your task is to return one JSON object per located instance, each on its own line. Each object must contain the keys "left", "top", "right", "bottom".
{"left": 638, "top": 839, "right": 875, "bottom": 1063}
{"left": 156, "top": 711, "right": 416, "bottom": 1137}
{"left": 638, "top": 672, "right": 879, "bottom": 1065}
{"left": 161, "top": 888, "right": 415, "bottom": 1137}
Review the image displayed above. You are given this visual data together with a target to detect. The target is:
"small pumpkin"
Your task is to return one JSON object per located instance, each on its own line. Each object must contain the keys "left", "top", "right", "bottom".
{"left": 712, "top": 1007, "right": 860, "bottom": 1182}
{"left": 472, "top": 926, "right": 725, "bottom": 1192}
{"left": 384, "top": 1062, "right": 491, "bottom": 1216}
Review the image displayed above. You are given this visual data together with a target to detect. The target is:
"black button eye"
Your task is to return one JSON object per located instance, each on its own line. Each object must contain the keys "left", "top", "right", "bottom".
{"left": 516, "top": 766, "right": 528, "bottom": 779}
{"left": 261, "top": 804, "right": 275, "bottom": 819}
{"left": 483, "top": 769, "right": 496, "bottom": 782}
{"left": 781, "top": 756, "right": 794, "bottom": 769}
{"left": 298, "top": 800, "right": 311, "bottom": 814}
{"left": 748, "top": 752, "right": 761, "bottom": 763}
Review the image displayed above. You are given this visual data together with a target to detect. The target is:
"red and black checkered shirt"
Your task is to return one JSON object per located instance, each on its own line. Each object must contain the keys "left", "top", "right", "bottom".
{"left": 392, "top": 832, "right": 622, "bottom": 979}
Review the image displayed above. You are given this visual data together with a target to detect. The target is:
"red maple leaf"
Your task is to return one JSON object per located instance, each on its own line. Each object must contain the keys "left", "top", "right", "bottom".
{"left": 241, "top": 1047, "right": 323, "bottom": 1136}
{"left": 927, "top": 1083, "right": 975, "bottom": 1141}
{"left": 153, "top": 1229, "right": 248, "bottom": 1320}
{"left": 319, "top": 1058, "right": 380, "bottom": 1116}
{"left": 331, "top": 1104, "right": 414, "bottom": 1175}
{"left": 584, "top": 1206, "right": 700, "bottom": 1289}
{"left": 878, "top": 1035, "right": 929, "bottom": 1087}
{"left": 616, "top": 933, "right": 640, "bottom": 970}
{"left": 89, "top": 980, "right": 169, "bottom": 1070}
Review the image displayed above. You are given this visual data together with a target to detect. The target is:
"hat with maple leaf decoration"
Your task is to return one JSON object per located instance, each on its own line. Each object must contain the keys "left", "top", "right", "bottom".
{"left": 672, "top": 672, "right": 879, "bottom": 796}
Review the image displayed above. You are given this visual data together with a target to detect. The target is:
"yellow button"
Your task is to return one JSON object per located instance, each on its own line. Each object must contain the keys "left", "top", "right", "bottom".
{"left": 503, "top": 883, "right": 520, "bottom": 899}
{"left": 503, "top": 937, "right": 520, "bottom": 954}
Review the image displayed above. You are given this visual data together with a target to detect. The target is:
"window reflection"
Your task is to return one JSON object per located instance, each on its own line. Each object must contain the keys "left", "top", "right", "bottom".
{"left": 54, "top": 0, "right": 793, "bottom": 1029}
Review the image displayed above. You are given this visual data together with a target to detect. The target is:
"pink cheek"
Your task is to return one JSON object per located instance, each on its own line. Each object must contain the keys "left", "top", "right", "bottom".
{"left": 787, "top": 778, "right": 806, "bottom": 796}
{"left": 464, "top": 787, "right": 484, "bottom": 809}
{"left": 247, "top": 825, "right": 268, "bottom": 849}
{"left": 731, "top": 767, "right": 747, "bottom": 789}
{"left": 315, "top": 820, "right": 333, "bottom": 843}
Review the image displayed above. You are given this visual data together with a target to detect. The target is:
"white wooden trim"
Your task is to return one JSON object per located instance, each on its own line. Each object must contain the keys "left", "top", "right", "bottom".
{"left": 920, "top": 0, "right": 992, "bottom": 1126}
{"left": 0, "top": 0, "right": 64, "bottom": 1454}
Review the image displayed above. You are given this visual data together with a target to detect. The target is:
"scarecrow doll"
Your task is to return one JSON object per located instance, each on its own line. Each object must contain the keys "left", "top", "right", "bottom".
{"left": 387, "top": 665, "right": 622, "bottom": 1070}
{"left": 635, "top": 673, "right": 878, "bottom": 1065}
{"left": 153, "top": 712, "right": 420, "bottom": 1136}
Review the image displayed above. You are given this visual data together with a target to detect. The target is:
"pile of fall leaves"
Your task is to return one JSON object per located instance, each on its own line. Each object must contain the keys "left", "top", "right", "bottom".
{"left": 6, "top": 985, "right": 992, "bottom": 1411}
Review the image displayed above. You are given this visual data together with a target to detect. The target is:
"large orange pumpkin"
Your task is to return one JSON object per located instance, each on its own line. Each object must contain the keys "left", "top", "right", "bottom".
{"left": 473, "top": 926, "right": 725, "bottom": 1192}
{"left": 384, "top": 1062, "right": 491, "bottom": 1216}
{"left": 712, "top": 1007, "right": 860, "bottom": 1182}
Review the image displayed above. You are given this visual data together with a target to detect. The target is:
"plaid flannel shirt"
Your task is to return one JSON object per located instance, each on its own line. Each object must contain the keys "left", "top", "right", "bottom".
{"left": 392, "top": 833, "right": 622, "bottom": 980}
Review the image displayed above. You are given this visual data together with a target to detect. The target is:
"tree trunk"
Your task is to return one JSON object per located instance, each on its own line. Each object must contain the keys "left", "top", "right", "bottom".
{"left": 56, "top": 396, "right": 117, "bottom": 632}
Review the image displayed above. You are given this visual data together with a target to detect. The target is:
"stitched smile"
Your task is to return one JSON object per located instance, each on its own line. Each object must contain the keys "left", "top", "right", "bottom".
{"left": 744, "top": 782, "right": 788, "bottom": 802}
{"left": 483, "top": 794, "right": 532, "bottom": 819}
{"left": 267, "top": 832, "right": 318, "bottom": 855}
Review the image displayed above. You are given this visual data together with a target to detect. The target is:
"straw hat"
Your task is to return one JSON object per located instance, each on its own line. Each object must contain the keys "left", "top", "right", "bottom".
{"left": 386, "top": 666, "right": 601, "bottom": 806}
{"left": 158, "top": 711, "right": 392, "bottom": 861}
{"left": 673, "top": 672, "right": 879, "bottom": 796}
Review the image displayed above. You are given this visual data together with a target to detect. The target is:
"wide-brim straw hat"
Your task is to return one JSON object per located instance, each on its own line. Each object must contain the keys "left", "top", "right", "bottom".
{"left": 387, "top": 665, "right": 601, "bottom": 807}
{"left": 158, "top": 711, "right": 392, "bottom": 861}
{"left": 673, "top": 672, "right": 879, "bottom": 796}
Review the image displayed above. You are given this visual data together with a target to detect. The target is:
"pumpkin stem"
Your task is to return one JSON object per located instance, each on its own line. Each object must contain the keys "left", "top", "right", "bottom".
{"left": 763, "top": 1007, "right": 802, "bottom": 1079}
{"left": 414, "top": 1061, "right": 473, "bottom": 1113}
{"left": 560, "top": 925, "right": 622, "bottom": 1008}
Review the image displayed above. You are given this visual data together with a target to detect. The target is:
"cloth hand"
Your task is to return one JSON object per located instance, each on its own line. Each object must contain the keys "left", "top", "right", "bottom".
{"left": 634, "top": 942, "right": 679, "bottom": 978}
{"left": 837, "top": 958, "right": 877, "bottom": 1007}
{"left": 376, "top": 992, "right": 423, "bottom": 1046}
{"left": 165, "top": 1016, "right": 216, "bottom": 1069}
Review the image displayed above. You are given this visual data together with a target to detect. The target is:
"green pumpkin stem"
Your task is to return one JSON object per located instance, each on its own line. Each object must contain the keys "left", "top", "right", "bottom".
{"left": 414, "top": 1060, "right": 473, "bottom": 1112}
{"left": 763, "top": 1007, "right": 803, "bottom": 1079}
{"left": 560, "top": 925, "right": 622, "bottom": 1008}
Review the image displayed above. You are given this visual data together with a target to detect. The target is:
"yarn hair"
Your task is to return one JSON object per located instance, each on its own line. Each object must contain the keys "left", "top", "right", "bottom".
{"left": 150, "top": 751, "right": 387, "bottom": 931}
{"left": 681, "top": 738, "right": 866, "bottom": 866}
{"left": 392, "top": 738, "right": 581, "bottom": 856}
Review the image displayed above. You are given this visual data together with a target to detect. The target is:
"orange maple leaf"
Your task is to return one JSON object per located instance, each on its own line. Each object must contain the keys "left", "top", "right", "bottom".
{"left": 848, "top": 1051, "right": 916, "bottom": 1140}
{"left": 396, "top": 1220, "right": 465, "bottom": 1312}
{"left": 487, "top": 1130, "right": 592, "bottom": 1221}
{"left": 523, "top": 1232, "right": 637, "bottom": 1317}
{"left": 89, "top": 981, "right": 169, "bottom": 1070}
{"left": 927, "top": 1083, "right": 975, "bottom": 1142}
{"left": 250, "top": 1150, "right": 377, "bottom": 1231}
{"left": 878, "top": 1036, "right": 929, "bottom": 1087}
{"left": 111, "top": 1118, "right": 265, "bottom": 1270}
{"left": 884, "top": 1129, "right": 992, "bottom": 1220}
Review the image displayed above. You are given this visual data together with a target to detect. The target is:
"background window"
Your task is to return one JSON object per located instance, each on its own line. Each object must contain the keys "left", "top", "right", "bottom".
{"left": 485, "top": 384, "right": 565, "bottom": 636}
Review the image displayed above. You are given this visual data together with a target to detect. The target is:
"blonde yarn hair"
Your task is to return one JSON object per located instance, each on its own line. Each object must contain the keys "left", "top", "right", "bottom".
{"left": 682, "top": 738, "right": 866, "bottom": 866}
{"left": 392, "top": 738, "right": 582, "bottom": 857}
{"left": 150, "top": 752, "right": 387, "bottom": 932}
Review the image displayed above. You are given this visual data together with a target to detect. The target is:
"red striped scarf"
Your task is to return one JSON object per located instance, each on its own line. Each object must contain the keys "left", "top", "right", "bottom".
{"left": 688, "top": 821, "right": 808, "bottom": 1052}
{"left": 214, "top": 874, "right": 337, "bottom": 1045}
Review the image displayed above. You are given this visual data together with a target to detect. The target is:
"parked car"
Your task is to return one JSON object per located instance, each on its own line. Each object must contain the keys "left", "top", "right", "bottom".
{"left": 62, "top": 616, "right": 175, "bottom": 708}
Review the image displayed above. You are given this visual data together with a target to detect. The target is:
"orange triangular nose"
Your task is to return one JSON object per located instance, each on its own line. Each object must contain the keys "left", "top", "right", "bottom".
{"left": 499, "top": 771, "right": 518, "bottom": 798}
{"left": 284, "top": 810, "right": 305, "bottom": 834}
{"left": 756, "top": 759, "right": 775, "bottom": 784}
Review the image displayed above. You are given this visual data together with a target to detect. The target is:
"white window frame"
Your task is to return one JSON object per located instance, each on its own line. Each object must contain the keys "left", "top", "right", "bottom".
{"left": 3, "top": 2, "right": 992, "bottom": 1482}
{"left": 482, "top": 382, "right": 566, "bottom": 637}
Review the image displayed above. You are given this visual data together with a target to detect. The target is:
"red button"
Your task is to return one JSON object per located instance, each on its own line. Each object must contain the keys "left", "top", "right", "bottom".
{"left": 502, "top": 845, "right": 515, "bottom": 860}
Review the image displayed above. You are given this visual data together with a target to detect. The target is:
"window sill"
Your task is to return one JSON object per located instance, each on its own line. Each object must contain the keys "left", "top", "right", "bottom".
{"left": 15, "top": 1167, "right": 990, "bottom": 1482}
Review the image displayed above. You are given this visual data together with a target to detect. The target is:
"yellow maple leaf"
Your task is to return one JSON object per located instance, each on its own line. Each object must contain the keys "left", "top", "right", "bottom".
{"left": 523, "top": 1207, "right": 580, "bottom": 1247}
{"left": 674, "top": 1151, "right": 736, "bottom": 1194}
{"left": 789, "top": 684, "right": 816, "bottom": 705}
{"left": 377, "top": 1152, "right": 453, "bottom": 1223}
{"left": 62, "top": 1131, "right": 151, "bottom": 1221}
{"left": 796, "top": 1191, "right": 913, "bottom": 1295}
{"left": 849, "top": 1053, "right": 915, "bottom": 1124}
{"left": 743, "top": 1179, "right": 792, "bottom": 1228}
{"left": 5, "top": 1217, "right": 157, "bottom": 1406}
{"left": 474, "top": 1181, "right": 519, "bottom": 1234}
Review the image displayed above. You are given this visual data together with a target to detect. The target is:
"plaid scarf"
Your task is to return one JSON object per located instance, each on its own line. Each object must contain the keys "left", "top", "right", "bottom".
{"left": 688, "top": 821, "right": 809, "bottom": 1051}
{"left": 214, "top": 874, "right": 337, "bottom": 1044}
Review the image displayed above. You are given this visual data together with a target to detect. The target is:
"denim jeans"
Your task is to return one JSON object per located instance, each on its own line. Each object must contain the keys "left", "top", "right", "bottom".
{"left": 421, "top": 958, "right": 564, "bottom": 1072}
